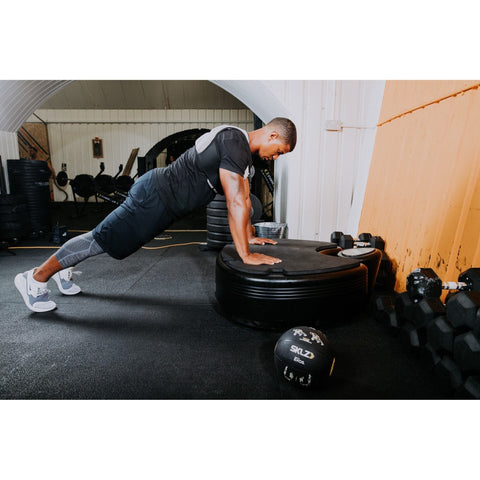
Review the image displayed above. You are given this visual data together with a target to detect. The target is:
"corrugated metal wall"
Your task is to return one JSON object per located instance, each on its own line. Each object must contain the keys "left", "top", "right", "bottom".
{"left": 359, "top": 80, "right": 480, "bottom": 291}
{"left": 0, "top": 131, "right": 20, "bottom": 193}
{"left": 215, "top": 80, "right": 385, "bottom": 241}
{"left": 263, "top": 80, "right": 385, "bottom": 241}
{"left": 2, "top": 80, "right": 385, "bottom": 235}
{"left": 29, "top": 109, "right": 253, "bottom": 201}
{"left": 0, "top": 80, "right": 71, "bottom": 132}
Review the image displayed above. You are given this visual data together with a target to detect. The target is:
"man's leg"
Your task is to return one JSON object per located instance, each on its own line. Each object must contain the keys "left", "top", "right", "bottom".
{"left": 15, "top": 231, "right": 104, "bottom": 312}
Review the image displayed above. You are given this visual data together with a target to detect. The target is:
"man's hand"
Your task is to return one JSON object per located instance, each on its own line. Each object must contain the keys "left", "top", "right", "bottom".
{"left": 242, "top": 252, "right": 282, "bottom": 265}
{"left": 248, "top": 236, "right": 278, "bottom": 246}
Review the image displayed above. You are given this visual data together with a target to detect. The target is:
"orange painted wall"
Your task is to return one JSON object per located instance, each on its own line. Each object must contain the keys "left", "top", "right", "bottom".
{"left": 358, "top": 80, "right": 480, "bottom": 291}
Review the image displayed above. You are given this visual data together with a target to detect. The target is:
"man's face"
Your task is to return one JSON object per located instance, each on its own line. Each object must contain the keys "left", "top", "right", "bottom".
{"left": 257, "top": 134, "right": 291, "bottom": 161}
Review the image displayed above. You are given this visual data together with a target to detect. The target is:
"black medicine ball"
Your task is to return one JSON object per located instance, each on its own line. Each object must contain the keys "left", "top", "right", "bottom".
{"left": 274, "top": 326, "right": 335, "bottom": 388}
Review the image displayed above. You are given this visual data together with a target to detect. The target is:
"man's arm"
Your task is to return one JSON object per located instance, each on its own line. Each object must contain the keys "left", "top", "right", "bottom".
{"left": 220, "top": 168, "right": 281, "bottom": 265}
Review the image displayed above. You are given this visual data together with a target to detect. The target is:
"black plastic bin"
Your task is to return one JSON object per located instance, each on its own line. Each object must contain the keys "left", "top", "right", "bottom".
{"left": 215, "top": 239, "right": 369, "bottom": 330}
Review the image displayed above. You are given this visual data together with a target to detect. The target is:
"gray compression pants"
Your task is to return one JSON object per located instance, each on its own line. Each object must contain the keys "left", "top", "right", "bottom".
{"left": 55, "top": 231, "right": 105, "bottom": 269}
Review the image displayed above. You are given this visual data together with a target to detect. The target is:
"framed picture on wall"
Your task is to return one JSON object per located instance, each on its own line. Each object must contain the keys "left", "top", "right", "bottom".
{"left": 92, "top": 137, "right": 103, "bottom": 158}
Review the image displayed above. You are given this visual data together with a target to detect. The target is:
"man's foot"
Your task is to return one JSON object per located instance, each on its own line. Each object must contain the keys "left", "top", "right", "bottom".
{"left": 52, "top": 268, "right": 82, "bottom": 295}
{"left": 14, "top": 269, "right": 57, "bottom": 313}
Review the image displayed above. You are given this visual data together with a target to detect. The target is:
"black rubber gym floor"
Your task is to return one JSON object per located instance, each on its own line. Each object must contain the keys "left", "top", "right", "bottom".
{"left": 0, "top": 202, "right": 448, "bottom": 399}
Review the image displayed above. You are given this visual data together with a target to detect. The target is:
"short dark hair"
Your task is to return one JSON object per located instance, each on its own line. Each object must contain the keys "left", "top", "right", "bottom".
{"left": 267, "top": 117, "right": 297, "bottom": 151}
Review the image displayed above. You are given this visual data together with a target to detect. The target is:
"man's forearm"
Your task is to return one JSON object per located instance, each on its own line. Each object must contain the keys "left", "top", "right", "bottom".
{"left": 227, "top": 200, "right": 251, "bottom": 260}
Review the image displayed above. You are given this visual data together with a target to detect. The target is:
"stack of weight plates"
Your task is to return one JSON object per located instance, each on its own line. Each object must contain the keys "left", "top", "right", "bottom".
{"left": 7, "top": 159, "right": 51, "bottom": 236}
{"left": 206, "top": 194, "right": 263, "bottom": 250}
{"left": 215, "top": 239, "right": 369, "bottom": 329}
{"left": 0, "top": 194, "right": 30, "bottom": 241}
{"left": 337, "top": 247, "right": 382, "bottom": 299}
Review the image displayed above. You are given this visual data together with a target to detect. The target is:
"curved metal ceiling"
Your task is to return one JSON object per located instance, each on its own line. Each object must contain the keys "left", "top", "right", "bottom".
{"left": 0, "top": 80, "right": 249, "bottom": 133}
{"left": 0, "top": 80, "right": 72, "bottom": 132}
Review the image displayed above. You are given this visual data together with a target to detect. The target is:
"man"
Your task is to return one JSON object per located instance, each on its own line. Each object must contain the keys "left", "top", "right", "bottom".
{"left": 27, "top": 145, "right": 56, "bottom": 177}
{"left": 15, "top": 117, "right": 297, "bottom": 313}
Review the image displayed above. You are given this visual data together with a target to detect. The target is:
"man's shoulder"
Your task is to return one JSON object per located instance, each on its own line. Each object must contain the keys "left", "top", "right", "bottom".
{"left": 196, "top": 125, "right": 248, "bottom": 153}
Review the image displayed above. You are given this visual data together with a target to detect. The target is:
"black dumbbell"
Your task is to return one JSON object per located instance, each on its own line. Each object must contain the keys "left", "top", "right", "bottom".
{"left": 412, "top": 297, "right": 445, "bottom": 327}
{"left": 453, "top": 331, "right": 480, "bottom": 374}
{"left": 446, "top": 291, "right": 480, "bottom": 331}
{"left": 406, "top": 267, "right": 480, "bottom": 302}
{"left": 420, "top": 342, "right": 442, "bottom": 369}
{"left": 330, "top": 231, "right": 385, "bottom": 251}
{"left": 394, "top": 292, "right": 415, "bottom": 326}
{"left": 455, "top": 375, "right": 480, "bottom": 399}
{"left": 433, "top": 355, "right": 464, "bottom": 392}
{"left": 400, "top": 321, "right": 428, "bottom": 350}
{"left": 371, "top": 294, "right": 397, "bottom": 328}
{"left": 398, "top": 298, "right": 447, "bottom": 351}
{"left": 427, "top": 316, "right": 457, "bottom": 354}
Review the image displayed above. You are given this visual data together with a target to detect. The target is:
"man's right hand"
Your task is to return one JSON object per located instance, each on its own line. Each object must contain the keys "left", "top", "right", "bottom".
{"left": 242, "top": 252, "right": 282, "bottom": 265}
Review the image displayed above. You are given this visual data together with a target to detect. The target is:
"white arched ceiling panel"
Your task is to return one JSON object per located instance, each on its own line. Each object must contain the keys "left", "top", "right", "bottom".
{"left": 0, "top": 80, "right": 72, "bottom": 132}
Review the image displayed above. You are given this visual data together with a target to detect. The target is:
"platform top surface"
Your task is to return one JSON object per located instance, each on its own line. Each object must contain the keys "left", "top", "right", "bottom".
{"left": 219, "top": 239, "right": 361, "bottom": 276}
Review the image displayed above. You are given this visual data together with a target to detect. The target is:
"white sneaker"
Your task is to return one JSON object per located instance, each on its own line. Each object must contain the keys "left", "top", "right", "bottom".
{"left": 14, "top": 269, "right": 57, "bottom": 313}
{"left": 52, "top": 268, "right": 82, "bottom": 295}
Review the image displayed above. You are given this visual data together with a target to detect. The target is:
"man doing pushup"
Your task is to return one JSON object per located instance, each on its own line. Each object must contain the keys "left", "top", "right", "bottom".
{"left": 15, "top": 117, "right": 297, "bottom": 312}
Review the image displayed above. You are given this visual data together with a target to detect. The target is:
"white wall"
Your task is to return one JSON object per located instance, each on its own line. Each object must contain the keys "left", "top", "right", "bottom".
{"left": 214, "top": 80, "right": 385, "bottom": 240}
{"left": 0, "top": 80, "right": 386, "bottom": 239}
{"left": 27, "top": 108, "right": 253, "bottom": 201}
{"left": 0, "top": 131, "right": 20, "bottom": 194}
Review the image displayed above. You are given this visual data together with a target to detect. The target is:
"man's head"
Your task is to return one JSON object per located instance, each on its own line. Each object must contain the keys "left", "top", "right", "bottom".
{"left": 252, "top": 117, "right": 297, "bottom": 161}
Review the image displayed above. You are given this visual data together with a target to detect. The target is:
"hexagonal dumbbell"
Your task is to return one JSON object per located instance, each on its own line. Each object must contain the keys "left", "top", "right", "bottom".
{"left": 398, "top": 297, "right": 447, "bottom": 351}
{"left": 455, "top": 375, "right": 480, "bottom": 399}
{"left": 330, "top": 231, "right": 385, "bottom": 251}
{"left": 394, "top": 292, "right": 415, "bottom": 327}
{"left": 433, "top": 355, "right": 464, "bottom": 392}
{"left": 406, "top": 267, "right": 480, "bottom": 302}
{"left": 427, "top": 316, "right": 456, "bottom": 354}
{"left": 420, "top": 342, "right": 442, "bottom": 369}
{"left": 371, "top": 294, "right": 398, "bottom": 329}
{"left": 446, "top": 291, "right": 480, "bottom": 330}
{"left": 412, "top": 297, "right": 445, "bottom": 327}
{"left": 453, "top": 331, "right": 480, "bottom": 374}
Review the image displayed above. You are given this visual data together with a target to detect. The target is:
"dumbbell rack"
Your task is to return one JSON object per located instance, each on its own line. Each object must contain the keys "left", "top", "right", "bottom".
{"left": 372, "top": 273, "right": 480, "bottom": 399}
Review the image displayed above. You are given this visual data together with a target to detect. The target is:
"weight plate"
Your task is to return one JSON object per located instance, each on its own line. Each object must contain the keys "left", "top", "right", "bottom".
{"left": 57, "top": 171, "right": 68, "bottom": 187}
{"left": 207, "top": 215, "right": 229, "bottom": 226}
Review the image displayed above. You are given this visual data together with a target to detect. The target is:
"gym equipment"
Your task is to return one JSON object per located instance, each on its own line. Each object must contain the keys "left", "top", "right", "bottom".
{"left": 372, "top": 295, "right": 398, "bottom": 329}
{"left": 253, "top": 222, "right": 287, "bottom": 239}
{"left": 453, "top": 331, "right": 480, "bottom": 373}
{"left": 215, "top": 239, "right": 370, "bottom": 329}
{"left": 397, "top": 297, "right": 446, "bottom": 351}
{"left": 274, "top": 326, "right": 335, "bottom": 388}
{"left": 400, "top": 321, "right": 428, "bottom": 350}
{"left": 420, "top": 343, "right": 442, "bottom": 369}
{"left": 434, "top": 355, "right": 463, "bottom": 392}
{"left": 0, "top": 194, "right": 30, "bottom": 241}
{"left": 406, "top": 267, "right": 480, "bottom": 302}
{"left": 7, "top": 159, "right": 51, "bottom": 236}
{"left": 330, "top": 231, "right": 385, "bottom": 251}
{"left": 394, "top": 292, "right": 414, "bottom": 328}
{"left": 455, "top": 376, "right": 480, "bottom": 399}
{"left": 445, "top": 291, "right": 480, "bottom": 331}
{"left": 0, "top": 156, "right": 7, "bottom": 194}
{"left": 399, "top": 297, "right": 446, "bottom": 350}
{"left": 206, "top": 193, "right": 263, "bottom": 250}
{"left": 56, "top": 163, "right": 136, "bottom": 215}
{"left": 427, "top": 316, "right": 456, "bottom": 354}
{"left": 337, "top": 247, "right": 382, "bottom": 298}
{"left": 412, "top": 297, "right": 445, "bottom": 327}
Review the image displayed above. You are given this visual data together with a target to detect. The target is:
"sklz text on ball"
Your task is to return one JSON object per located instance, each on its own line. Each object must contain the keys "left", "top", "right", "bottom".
{"left": 290, "top": 345, "right": 315, "bottom": 359}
